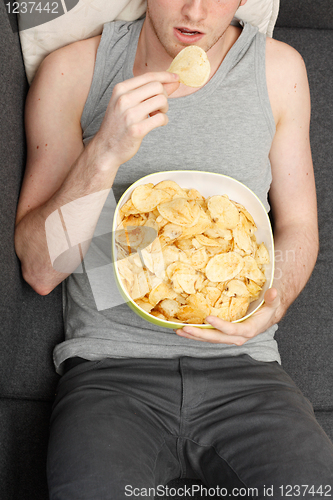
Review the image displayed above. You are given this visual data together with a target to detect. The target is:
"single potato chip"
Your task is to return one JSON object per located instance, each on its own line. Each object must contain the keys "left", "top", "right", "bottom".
{"left": 255, "top": 242, "right": 270, "bottom": 265}
{"left": 205, "top": 251, "right": 244, "bottom": 283}
{"left": 189, "top": 247, "right": 209, "bottom": 270}
{"left": 157, "top": 198, "right": 201, "bottom": 227}
{"left": 167, "top": 45, "right": 210, "bottom": 88}
{"left": 229, "top": 296, "right": 250, "bottom": 321}
{"left": 179, "top": 209, "right": 211, "bottom": 239}
{"left": 154, "top": 180, "right": 188, "bottom": 199}
{"left": 233, "top": 225, "right": 253, "bottom": 254}
{"left": 131, "top": 184, "right": 171, "bottom": 212}
{"left": 238, "top": 256, "right": 266, "bottom": 285}
{"left": 131, "top": 271, "right": 150, "bottom": 300}
{"left": 156, "top": 298, "right": 180, "bottom": 319}
{"left": 186, "top": 293, "right": 210, "bottom": 317}
{"left": 223, "top": 279, "right": 250, "bottom": 298}
{"left": 135, "top": 299, "right": 154, "bottom": 313}
{"left": 176, "top": 305, "right": 206, "bottom": 324}
{"left": 149, "top": 282, "right": 177, "bottom": 307}
{"left": 207, "top": 195, "right": 240, "bottom": 229}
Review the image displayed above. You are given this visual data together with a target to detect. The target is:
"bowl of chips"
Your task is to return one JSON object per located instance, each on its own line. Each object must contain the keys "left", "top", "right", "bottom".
{"left": 112, "top": 171, "right": 274, "bottom": 329}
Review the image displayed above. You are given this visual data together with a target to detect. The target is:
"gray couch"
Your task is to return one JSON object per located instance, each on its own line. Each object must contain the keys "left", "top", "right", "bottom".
{"left": 0, "top": 1, "right": 332, "bottom": 498}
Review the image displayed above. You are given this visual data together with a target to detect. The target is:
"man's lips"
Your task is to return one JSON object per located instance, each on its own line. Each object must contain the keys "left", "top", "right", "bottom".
{"left": 174, "top": 27, "right": 205, "bottom": 43}
{"left": 175, "top": 26, "right": 204, "bottom": 35}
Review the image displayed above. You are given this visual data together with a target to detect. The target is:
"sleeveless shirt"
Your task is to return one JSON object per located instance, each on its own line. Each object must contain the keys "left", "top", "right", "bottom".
{"left": 53, "top": 17, "right": 280, "bottom": 374}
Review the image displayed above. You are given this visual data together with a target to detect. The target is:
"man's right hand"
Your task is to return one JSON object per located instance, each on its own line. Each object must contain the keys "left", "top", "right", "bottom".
{"left": 94, "top": 72, "right": 180, "bottom": 166}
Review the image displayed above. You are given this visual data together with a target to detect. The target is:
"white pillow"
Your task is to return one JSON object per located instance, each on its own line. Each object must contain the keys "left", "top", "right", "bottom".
{"left": 18, "top": 0, "right": 279, "bottom": 85}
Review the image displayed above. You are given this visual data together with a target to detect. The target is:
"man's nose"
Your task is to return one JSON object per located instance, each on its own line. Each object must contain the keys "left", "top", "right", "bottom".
{"left": 181, "top": 0, "right": 208, "bottom": 23}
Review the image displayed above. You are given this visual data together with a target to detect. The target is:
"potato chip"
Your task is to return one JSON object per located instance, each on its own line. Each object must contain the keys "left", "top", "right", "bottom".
{"left": 175, "top": 273, "right": 199, "bottom": 295}
{"left": 140, "top": 243, "right": 166, "bottom": 279}
{"left": 179, "top": 209, "right": 211, "bottom": 239}
{"left": 160, "top": 223, "right": 183, "bottom": 243}
{"left": 156, "top": 298, "right": 180, "bottom": 319}
{"left": 186, "top": 293, "right": 210, "bottom": 317}
{"left": 237, "top": 212, "right": 257, "bottom": 236}
{"left": 150, "top": 310, "right": 168, "bottom": 320}
{"left": 167, "top": 45, "right": 210, "bottom": 88}
{"left": 210, "top": 300, "right": 231, "bottom": 321}
{"left": 123, "top": 214, "right": 148, "bottom": 227}
{"left": 115, "top": 243, "right": 129, "bottom": 261}
{"left": 195, "top": 234, "right": 229, "bottom": 247}
{"left": 155, "top": 215, "right": 169, "bottom": 230}
{"left": 245, "top": 279, "right": 262, "bottom": 300}
{"left": 238, "top": 256, "right": 266, "bottom": 285}
{"left": 149, "top": 282, "right": 177, "bottom": 307}
{"left": 146, "top": 272, "right": 163, "bottom": 292}
{"left": 189, "top": 247, "right": 208, "bottom": 270}
{"left": 223, "top": 279, "right": 250, "bottom": 298}
{"left": 207, "top": 195, "right": 240, "bottom": 229}
{"left": 204, "top": 224, "right": 232, "bottom": 240}
{"left": 131, "top": 271, "right": 150, "bottom": 300}
{"left": 229, "top": 296, "right": 250, "bottom": 321}
{"left": 233, "top": 201, "right": 256, "bottom": 227}
{"left": 175, "top": 238, "right": 194, "bottom": 253}
{"left": 115, "top": 225, "right": 145, "bottom": 254}
{"left": 157, "top": 198, "right": 201, "bottom": 227}
{"left": 166, "top": 261, "right": 194, "bottom": 279}
{"left": 119, "top": 198, "right": 142, "bottom": 216}
{"left": 135, "top": 299, "right": 154, "bottom": 313}
{"left": 117, "top": 258, "right": 135, "bottom": 295}
{"left": 176, "top": 305, "right": 207, "bottom": 324}
{"left": 192, "top": 238, "right": 203, "bottom": 250}
{"left": 205, "top": 251, "right": 244, "bottom": 283}
{"left": 201, "top": 286, "right": 222, "bottom": 307}
{"left": 255, "top": 242, "right": 270, "bottom": 265}
{"left": 233, "top": 225, "right": 253, "bottom": 255}
{"left": 186, "top": 188, "right": 205, "bottom": 201}
{"left": 162, "top": 244, "right": 185, "bottom": 268}
{"left": 205, "top": 241, "right": 233, "bottom": 255}
{"left": 154, "top": 180, "right": 188, "bottom": 199}
{"left": 127, "top": 253, "right": 144, "bottom": 274}
{"left": 131, "top": 184, "right": 171, "bottom": 212}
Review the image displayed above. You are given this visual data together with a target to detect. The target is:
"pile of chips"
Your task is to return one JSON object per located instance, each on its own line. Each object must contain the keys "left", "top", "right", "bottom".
{"left": 115, "top": 180, "right": 270, "bottom": 324}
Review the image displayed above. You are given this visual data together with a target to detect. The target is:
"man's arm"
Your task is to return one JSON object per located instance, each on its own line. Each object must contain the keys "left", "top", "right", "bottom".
{"left": 15, "top": 37, "right": 179, "bottom": 295}
{"left": 176, "top": 39, "right": 318, "bottom": 344}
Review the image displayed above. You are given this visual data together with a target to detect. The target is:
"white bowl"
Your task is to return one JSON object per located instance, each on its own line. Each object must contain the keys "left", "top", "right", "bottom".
{"left": 112, "top": 171, "right": 274, "bottom": 329}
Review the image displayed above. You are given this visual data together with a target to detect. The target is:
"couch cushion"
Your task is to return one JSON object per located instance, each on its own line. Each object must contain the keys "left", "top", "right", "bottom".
{"left": 273, "top": 27, "right": 333, "bottom": 411}
{"left": 276, "top": 0, "right": 333, "bottom": 30}
{"left": 0, "top": 3, "right": 64, "bottom": 401}
{"left": 0, "top": 399, "right": 51, "bottom": 500}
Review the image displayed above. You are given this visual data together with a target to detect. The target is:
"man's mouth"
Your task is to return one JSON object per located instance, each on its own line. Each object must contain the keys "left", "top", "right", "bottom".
{"left": 176, "top": 27, "right": 203, "bottom": 36}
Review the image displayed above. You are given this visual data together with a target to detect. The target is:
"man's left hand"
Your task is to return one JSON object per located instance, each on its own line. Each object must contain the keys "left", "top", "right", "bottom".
{"left": 175, "top": 287, "right": 281, "bottom": 345}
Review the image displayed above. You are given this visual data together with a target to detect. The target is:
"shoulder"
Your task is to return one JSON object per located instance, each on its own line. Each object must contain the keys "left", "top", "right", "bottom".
{"left": 29, "top": 34, "right": 102, "bottom": 121}
{"left": 265, "top": 37, "right": 307, "bottom": 79}
{"left": 265, "top": 37, "right": 309, "bottom": 125}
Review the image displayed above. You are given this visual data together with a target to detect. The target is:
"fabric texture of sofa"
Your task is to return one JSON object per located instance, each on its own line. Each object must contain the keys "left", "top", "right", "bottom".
{"left": 0, "top": 1, "right": 332, "bottom": 498}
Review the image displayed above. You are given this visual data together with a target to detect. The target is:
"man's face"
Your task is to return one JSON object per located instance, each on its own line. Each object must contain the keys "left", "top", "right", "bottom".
{"left": 146, "top": 0, "right": 247, "bottom": 59}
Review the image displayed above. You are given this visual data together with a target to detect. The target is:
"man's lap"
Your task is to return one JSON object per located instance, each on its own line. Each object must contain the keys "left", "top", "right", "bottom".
{"left": 47, "top": 355, "right": 333, "bottom": 499}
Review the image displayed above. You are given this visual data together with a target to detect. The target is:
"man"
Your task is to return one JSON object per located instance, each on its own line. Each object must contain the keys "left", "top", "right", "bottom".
{"left": 14, "top": 0, "right": 333, "bottom": 498}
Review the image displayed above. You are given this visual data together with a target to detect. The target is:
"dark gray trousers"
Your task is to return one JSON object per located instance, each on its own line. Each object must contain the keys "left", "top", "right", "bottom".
{"left": 47, "top": 355, "right": 333, "bottom": 499}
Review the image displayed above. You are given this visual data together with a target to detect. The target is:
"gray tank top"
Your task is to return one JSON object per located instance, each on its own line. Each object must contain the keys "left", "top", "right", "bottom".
{"left": 53, "top": 18, "right": 280, "bottom": 374}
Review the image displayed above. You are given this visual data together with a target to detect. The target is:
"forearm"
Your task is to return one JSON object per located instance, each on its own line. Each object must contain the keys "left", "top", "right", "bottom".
{"left": 15, "top": 136, "right": 119, "bottom": 295}
{"left": 271, "top": 221, "right": 319, "bottom": 322}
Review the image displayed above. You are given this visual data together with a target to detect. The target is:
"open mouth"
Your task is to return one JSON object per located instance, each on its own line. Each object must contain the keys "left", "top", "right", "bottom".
{"left": 176, "top": 27, "right": 203, "bottom": 36}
